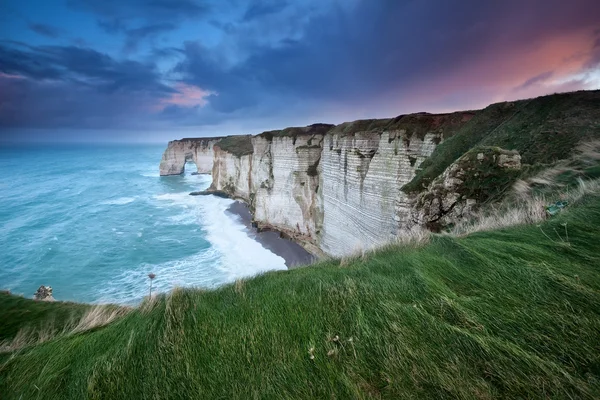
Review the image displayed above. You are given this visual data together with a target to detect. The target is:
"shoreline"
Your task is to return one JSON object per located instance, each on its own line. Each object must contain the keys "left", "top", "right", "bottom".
{"left": 224, "top": 201, "right": 316, "bottom": 268}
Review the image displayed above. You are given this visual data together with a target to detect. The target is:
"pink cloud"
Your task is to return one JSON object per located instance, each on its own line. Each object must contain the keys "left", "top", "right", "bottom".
{"left": 371, "top": 27, "right": 600, "bottom": 116}
{"left": 157, "top": 83, "right": 215, "bottom": 110}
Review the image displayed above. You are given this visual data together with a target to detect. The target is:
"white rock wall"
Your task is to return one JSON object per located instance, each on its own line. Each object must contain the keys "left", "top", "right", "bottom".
{"left": 159, "top": 138, "right": 220, "bottom": 176}
{"left": 211, "top": 146, "right": 253, "bottom": 199}
{"left": 160, "top": 129, "right": 446, "bottom": 257}
{"left": 319, "top": 131, "right": 440, "bottom": 257}
{"left": 252, "top": 135, "right": 323, "bottom": 241}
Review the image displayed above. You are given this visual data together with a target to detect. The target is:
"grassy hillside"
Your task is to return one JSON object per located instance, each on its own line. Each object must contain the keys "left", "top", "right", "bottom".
{"left": 2, "top": 192, "right": 600, "bottom": 399}
{"left": 0, "top": 293, "right": 89, "bottom": 343}
{"left": 403, "top": 90, "right": 600, "bottom": 193}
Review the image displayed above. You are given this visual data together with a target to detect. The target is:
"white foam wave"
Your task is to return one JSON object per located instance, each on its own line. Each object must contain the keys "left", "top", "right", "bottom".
{"left": 147, "top": 192, "right": 287, "bottom": 290}
{"left": 95, "top": 247, "right": 222, "bottom": 304}
{"left": 101, "top": 197, "right": 136, "bottom": 205}
{"left": 91, "top": 191, "right": 289, "bottom": 304}
{"left": 198, "top": 195, "right": 287, "bottom": 280}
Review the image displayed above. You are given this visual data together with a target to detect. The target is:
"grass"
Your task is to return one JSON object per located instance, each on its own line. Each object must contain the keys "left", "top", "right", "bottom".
{"left": 2, "top": 194, "right": 600, "bottom": 398}
{"left": 403, "top": 90, "right": 600, "bottom": 193}
{"left": 215, "top": 135, "right": 254, "bottom": 157}
{"left": 328, "top": 111, "right": 472, "bottom": 139}
{"left": 0, "top": 294, "right": 89, "bottom": 343}
{"left": 0, "top": 296, "right": 128, "bottom": 356}
{"left": 259, "top": 124, "right": 334, "bottom": 142}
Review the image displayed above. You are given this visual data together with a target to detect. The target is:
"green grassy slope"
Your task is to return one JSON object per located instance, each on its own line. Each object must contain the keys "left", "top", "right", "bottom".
{"left": 403, "top": 90, "right": 600, "bottom": 193}
{"left": 2, "top": 195, "right": 599, "bottom": 399}
{"left": 0, "top": 294, "right": 89, "bottom": 343}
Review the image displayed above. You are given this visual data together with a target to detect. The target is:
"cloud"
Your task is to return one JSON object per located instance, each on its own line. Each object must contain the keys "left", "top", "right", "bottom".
{"left": 3, "top": 0, "right": 600, "bottom": 135}
{"left": 515, "top": 71, "right": 555, "bottom": 91}
{"left": 97, "top": 20, "right": 177, "bottom": 54}
{"left": 67, "top": 0, "right": 210, "bottom": 22}
{"left": 175, "top": 0, "right": 600, "bottom": 117}
{"left": 0, "top": 73, "right": 160, "bottom": 130}
{"left": 0, "top": 41, "right": 175, "bottom": 94}
{"left": 28, "top": 23, "right": 61, "bottom": 38}
{"left": 243, "top": 1, "right": 288, "bottom": 21}
{"left": 0, "top": 42, "right": 212, "bottom": 130}
{"left": 71, "top": 0, "right": 212, "bottom": 53}
{"left": 158, "top": 83, "right": 214, "bottom": 109}
{"left": 123, "top": 23, "right": 177, "bottom": 52}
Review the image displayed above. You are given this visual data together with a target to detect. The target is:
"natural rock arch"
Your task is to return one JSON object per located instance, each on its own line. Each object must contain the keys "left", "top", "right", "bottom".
{"left": 159, "top": 138, "right": 221, "bottom": 176}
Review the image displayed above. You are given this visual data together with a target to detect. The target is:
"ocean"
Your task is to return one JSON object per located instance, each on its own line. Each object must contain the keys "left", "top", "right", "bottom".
{"left": 0, "top": 144, "right": 287, "bottom": 304}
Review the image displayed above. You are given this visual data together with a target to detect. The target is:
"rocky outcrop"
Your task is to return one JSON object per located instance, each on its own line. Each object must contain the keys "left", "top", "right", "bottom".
{"left": 397, "top": 147, "right": 522, "bottom": 232}
{"left": 159, "top": 138, "right": 221, "bottom": 176}
{"left": 33, "top": 285, "right": 55, "bottom": 301}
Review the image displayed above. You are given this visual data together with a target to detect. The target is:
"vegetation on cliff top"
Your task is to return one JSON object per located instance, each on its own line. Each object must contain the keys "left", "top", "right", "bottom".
{"left": 215, "top": 135, "right": 254, "bottom": 157}
{"left": 259, "top": 123, "right": 335, "bottom": 142}
{"left": 2, "top": 192, "right": 600, "bottom": 399}
{"left": 403, "top": 90, "right": 600, "bottom": 193}
{"left": 328, "top": 111, "right": 473, "bottom": 140}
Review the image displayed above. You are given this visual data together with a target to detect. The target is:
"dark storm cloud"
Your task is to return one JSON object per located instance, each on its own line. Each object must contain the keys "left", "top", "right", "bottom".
{"left": 169, "top": 0, "right": 600, "bottom": 112}
{"left": 67, "top": 0, "right": 210, "bottom": 22}
{"left": 2, "top": 0, "right": 600, "bottom": 133}
{"left": 28, "top": 23, "right": 61, "bottom": 38}
{"left": 71, "top": 0, "right": 212, "bottom": 53}
{"left": 0, "top": 73, "right": 165, "bottom": 130}
{"left": 0, "top": 41, "right": 178, "bottom": 129}
{"left": 0, "top": 42, "right": 174, "bottom": 94}
{"left": 174, "top": 0, "right": 600, "bottom": 115}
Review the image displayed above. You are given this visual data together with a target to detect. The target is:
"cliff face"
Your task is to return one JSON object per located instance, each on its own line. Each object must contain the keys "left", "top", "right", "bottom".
{"left": 209, "top": 127, "right": 330, "bottom": 254}
{"left": 159, "top": 90, "right": 600, "bottom": 257}
{"left": 159, "top": 138, "right": 220, "bottom": 176}
{"left": 159, "top": 117, "right": 472, "bottom": 256}
{"left": 319, "top": 130, "right": 440, "bottom": 256}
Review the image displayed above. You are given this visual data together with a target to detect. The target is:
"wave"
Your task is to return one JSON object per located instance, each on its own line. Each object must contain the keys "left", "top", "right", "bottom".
{"left": 101, "top": 197, "right": 136, "bottom": 205}
{"left": 95, "top": 247, "right": 223, "bottom": 305}
{"left": 138, "top": 192, "right": 287, "bottom": 297}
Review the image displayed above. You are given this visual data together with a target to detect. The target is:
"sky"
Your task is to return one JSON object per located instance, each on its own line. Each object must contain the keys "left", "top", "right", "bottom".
{"left": 1, "top": 0, "right": 599, "bottom": 143}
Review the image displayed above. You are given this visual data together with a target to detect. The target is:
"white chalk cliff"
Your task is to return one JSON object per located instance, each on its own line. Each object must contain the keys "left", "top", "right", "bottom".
{"left": 160, "top": 114, "right": 477, "bottom": 257}
{"left": 159, "top": 138, "right": 220, "bottom": 175}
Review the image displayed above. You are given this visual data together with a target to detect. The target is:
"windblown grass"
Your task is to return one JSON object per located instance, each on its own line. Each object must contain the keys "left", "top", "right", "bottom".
{"left": 0, "top": 298, "right": 129, "bottom": 353}
{"left": 2, "top": 193, "right": 600, "bottom": 398}
{"left": 451, "top": 177, "right": 600, "bottom": 236}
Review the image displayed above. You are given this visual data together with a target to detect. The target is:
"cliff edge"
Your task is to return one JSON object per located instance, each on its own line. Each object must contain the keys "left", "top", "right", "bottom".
{"left": 159, "top": 90, "right": 600, "bottom": 257}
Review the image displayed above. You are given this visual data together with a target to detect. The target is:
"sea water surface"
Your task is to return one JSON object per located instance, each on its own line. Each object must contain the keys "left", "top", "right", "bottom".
{"left": 0, "top": 144, "right": 287, "bottom": 304}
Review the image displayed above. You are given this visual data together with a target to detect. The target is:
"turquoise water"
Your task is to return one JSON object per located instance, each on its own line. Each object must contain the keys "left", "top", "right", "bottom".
{"left": 0, "top": 144, "right": 286, "bottom": 304}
